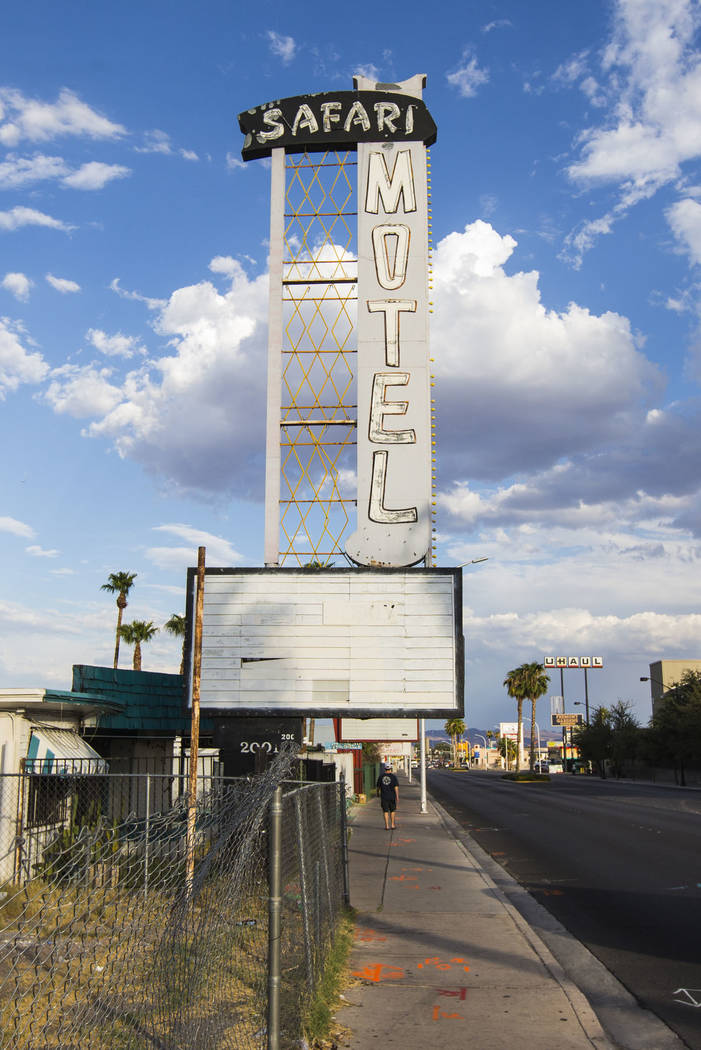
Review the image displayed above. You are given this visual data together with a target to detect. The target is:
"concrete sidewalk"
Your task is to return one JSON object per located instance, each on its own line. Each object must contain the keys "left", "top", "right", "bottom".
{"left": 337, "top": 776, "right": 616, "bottom": 1050}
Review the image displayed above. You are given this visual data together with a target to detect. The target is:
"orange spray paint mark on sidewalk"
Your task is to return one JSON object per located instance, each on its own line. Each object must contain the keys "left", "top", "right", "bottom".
{"left": 432, "top": 1005, "right": 464, "bottom": 1021}
{"left": 355, "top": 928, "right": 386, "bottom": 942}
{"left": 352, "top": 963, "right": 405, "bottom": 982}
{"left": 418, "top": 957, "right": 470, "bottom": 972}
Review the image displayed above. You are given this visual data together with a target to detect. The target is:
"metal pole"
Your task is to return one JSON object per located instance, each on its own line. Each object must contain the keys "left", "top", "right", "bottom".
{"left": 419, "top": 719, "right": 427, "bottom": 813}
{"left": 14, "top": 758, "right": 26, "bottom": 884}
{"left": 339, "top": 772, "right": 350, "bottom": 907}
{"left": 316, "top": 789, "right": 333, "bottom": 925}
{"left": 144, "top": 773, "right": 151, "bottom": 900}
{"left": 267, "top": 785, "right": 283, "bottom": 1050}
{"left": 295, "top": 791, "right": 314, "bottom": 987}
{"left": 560, "top": 668, "right": 566, "bottom": 771}
{"left": 186, "top": 545, "right": 205, "bottom": 896}
{"left": 584, "top": 668, "right": 590, "bottom": 724}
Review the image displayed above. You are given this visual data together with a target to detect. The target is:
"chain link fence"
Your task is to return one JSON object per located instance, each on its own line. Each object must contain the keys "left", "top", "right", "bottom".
{"left": 0, "top": 749, "right": 349, "bottom": 1049}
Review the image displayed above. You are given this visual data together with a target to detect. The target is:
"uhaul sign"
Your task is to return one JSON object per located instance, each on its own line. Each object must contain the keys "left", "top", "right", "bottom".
{"left": 345, "top": 74, "right": 432, "bottom": 566}
{"left": 544, "top": 656, "right": 603, "bottom": 669}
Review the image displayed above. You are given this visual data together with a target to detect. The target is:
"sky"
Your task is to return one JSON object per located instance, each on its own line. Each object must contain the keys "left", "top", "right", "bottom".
{"left": 2, "top": 0, "right": 701, "bottom": 735}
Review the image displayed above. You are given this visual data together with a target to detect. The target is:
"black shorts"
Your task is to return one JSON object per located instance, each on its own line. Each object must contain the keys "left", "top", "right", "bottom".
{"left": 380, "top": 799, "right": 396, "bottom": 812}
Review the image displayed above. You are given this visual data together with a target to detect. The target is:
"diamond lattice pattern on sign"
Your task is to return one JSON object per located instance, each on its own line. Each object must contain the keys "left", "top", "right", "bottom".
{"left": 278, "top": 151, "right": 358, "bottom": 565}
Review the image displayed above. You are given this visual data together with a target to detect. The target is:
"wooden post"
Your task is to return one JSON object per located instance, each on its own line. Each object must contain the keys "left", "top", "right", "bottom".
{"left": 186, "top": 545, "right": 206, "bottom": 895}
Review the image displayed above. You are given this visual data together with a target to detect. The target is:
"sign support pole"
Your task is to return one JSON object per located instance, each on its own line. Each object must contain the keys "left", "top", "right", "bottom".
{"left": 186, "top": 545, "right": 205, "bottom": 896}
{"left": 419, "top": 718, "right": 427, "bottom": 813}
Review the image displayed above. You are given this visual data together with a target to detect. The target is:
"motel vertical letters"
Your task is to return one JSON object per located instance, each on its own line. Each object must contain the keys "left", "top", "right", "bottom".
{"left": 345, "top": 86, "right": 432, "bottom": 567}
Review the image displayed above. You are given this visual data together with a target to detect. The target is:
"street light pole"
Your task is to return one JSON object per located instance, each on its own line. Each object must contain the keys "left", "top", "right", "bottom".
{"left": 473, "top": 733, "right": 487, "bottom": 768}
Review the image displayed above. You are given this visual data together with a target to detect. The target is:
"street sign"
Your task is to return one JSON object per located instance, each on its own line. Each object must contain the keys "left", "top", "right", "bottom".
{"left": 551, "top": 713, "right": 584, "bottom": 727}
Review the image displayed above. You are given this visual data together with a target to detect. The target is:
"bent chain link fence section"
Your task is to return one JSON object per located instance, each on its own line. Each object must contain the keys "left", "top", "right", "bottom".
{"left": 0, "top": 750, "right": 347, "bottom": 1049}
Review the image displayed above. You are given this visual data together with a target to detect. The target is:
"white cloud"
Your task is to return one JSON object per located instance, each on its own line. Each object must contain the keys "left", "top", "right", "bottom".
{"left": 46, "top": 273, "right": 81, "bottom": 294}
{"left": 266, "top": 30, "right": 296, "bottom": 64}
{"left": 62, "top": 161, "right": 131, "bottom": 190}
{"left": 42, "top": 363, "right": 123, "bottom": 418}
{"left": 47, "top": 259, "right": 270, "bottom": 498}
{"left": 226, "top": 152, "right": 246, "bottom": 171}
{"left": 179, "top": 149, "right": 199, "bottom": 161}
{"left": 431, "top": 220, "right": 658, "bottom": 479}
{"left": 25, "top": 545, "right": 59, "bottom": 558}
{"left": 109, "top": 277, "right": 165, "bottom": 311}
{"left": 446, "top": 50, "right": 489, "bottom": 98}
{"left": 0, "top": 517, "right": 34, "bottom": 539}
{"left": 666, "top": 197, "right": 701, "bottom": 264}
{"left": 0, "top": 317, "right": 48, "bottom": 395}
{"left": 0, "top": 153, "right": 68, "bottom": 188}
{"left": 86, "top": 328, "right": 143, "bottom": 358}
{"left": 209, "top": 255, "right": 242, "bottom": 278}
{"left": 482, "top": 19, "right": 512, "bottom": 33}
{"left": 135, "top": 129, "right": 172, "bottom": 155}
{"left": 0, "top": 88, "right": 126, "bottom": 146}
{"left": 147, "top": 524, "right": 243, "bottom": 571}
{"left": 1, "top": 272, "right": 32, "bottom": 301}
{"left": 354, "top": 64, "right": 381, "bottom": 82}
{"left": 553, "top": 50, "right": 590, "bottom": 86}
{"left": 0, "top": 206, "right": 74, "bottom": 233}
{"left": 562, "top": 0, "right": 701, "bottom": 257}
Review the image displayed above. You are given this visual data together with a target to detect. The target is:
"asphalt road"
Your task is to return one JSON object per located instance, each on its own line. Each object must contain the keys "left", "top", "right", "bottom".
{"left": 428, "top": 768, "right": 701, "bottom": 1050}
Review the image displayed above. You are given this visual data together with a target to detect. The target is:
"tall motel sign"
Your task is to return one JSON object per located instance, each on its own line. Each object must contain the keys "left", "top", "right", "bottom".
{"left": 186, "top": 77, "right": 464, "bottom": 723}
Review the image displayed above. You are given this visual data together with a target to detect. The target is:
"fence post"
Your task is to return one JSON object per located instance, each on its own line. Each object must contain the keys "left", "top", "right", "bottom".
{"left": 294, "top": 791, "right": 314, "bottom": 988}
{"left": 144, "top": 773, "right": 151, "bottom": 899}
{"left": 339, "top": 772, "right": 350, "bottom": 907}
{"left": 268, "top": 785, "right": 283, "bottom": 1050}
{"left": 14, "top": 760, "right": 26, "bottom": 884}
{"left": 315, "top": 788, "right": 334, "bottom": 926}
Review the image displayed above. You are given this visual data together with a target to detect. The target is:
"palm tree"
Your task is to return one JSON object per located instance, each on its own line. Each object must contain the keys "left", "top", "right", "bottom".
{"left": 520, "top": 662, "right": 550, "bottom": 771}
{"left": 164, "top": 613, "right": 186, "bottom": 674}
{"left": 444, "top": 718, "right": 466, "bottom": 767}
{"left": 503, "top": 667, "right": 527, "bottom": 773}
{"left": 504, "top": 663, "right": 550, "bottom": 772}
{"left": 118, "top": 620, "right": 158, "bottom": 671}
{"left": 101, "top": 572, "right": 137, "bottom": 668}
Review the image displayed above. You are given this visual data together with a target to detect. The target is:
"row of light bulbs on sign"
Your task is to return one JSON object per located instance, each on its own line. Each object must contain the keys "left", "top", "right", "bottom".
{"left": 427, "top": 149, "right": 437, "bottom": 566}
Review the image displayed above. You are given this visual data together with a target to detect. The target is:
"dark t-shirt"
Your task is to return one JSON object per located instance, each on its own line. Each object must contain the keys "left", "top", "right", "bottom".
{"left": 376, "top": 772, "right": 399, "bottom": 801}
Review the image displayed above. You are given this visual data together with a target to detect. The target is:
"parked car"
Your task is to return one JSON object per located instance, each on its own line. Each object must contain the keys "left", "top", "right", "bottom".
{"left": 547, "top": 763, "right": 563, "bottom": 774}
{"left": 534, "top": 761, "right": 549, "bottom": 773}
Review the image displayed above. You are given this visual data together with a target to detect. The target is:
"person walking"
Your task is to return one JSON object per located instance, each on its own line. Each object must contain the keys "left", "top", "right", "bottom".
{"left": 376, "top": 764, "right": 399, "bottom": 830}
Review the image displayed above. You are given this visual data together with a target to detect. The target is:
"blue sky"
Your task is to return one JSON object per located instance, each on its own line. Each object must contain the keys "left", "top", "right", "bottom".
{"left": 2, "top": 0, "right": 701, "bottom": 734}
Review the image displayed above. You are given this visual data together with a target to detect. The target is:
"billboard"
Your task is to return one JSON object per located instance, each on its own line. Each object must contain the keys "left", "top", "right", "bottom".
{"left": 186, "top": 567, "right": 463, "bottom": 717}
{"left": 338, "top": 718, "right": 419, "bottom": 742}
{"left": 498, "top": 722, "right": 518, "bottom": 740}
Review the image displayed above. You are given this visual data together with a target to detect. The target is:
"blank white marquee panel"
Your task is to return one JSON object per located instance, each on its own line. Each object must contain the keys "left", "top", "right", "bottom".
{"left": 339, "top": 718, "right": 419, "bottom": 741}
{"left": 187, "top": 568, "right": 463, "bottom": 716}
